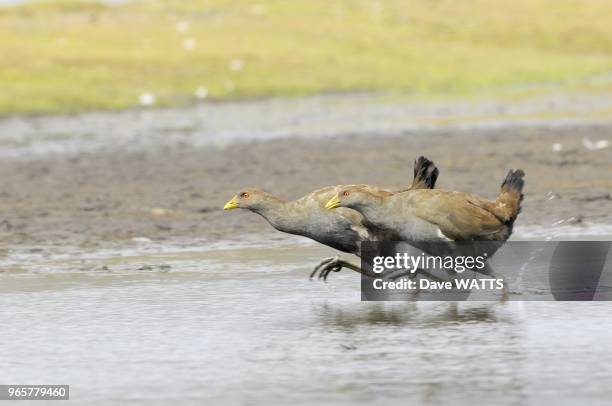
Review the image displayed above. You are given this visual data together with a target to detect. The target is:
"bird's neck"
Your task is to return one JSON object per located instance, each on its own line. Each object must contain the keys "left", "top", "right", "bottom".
{"left": 253, "top": 200, "right": 297, "bottom": 233}
{"left": 353, "top": 200, "right": 387, "bottom": 229}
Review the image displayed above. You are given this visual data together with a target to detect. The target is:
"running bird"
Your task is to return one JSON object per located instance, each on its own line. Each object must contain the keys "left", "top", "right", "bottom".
{"left": 324, "top": 169, "right": 525, "bottom": 279}
{"left": 223, "top": 157, "right": 439, "bottom": 280}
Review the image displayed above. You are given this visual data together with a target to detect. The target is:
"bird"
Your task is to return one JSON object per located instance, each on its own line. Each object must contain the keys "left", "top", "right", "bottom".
{"left": 223, "top": 157, "right": 439, "bottom": 280}
{"left": 324, "top": 169, "right": 525, "bottom": 281}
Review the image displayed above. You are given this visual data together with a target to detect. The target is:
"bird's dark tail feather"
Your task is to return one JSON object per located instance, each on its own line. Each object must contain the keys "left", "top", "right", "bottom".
{"left": 411, "top": 156, "right": 439, "bottom": 190}
{"left": 501, "top": 169, "right": 525, "bottom": 198}
{"left": 497, "top": 169, "right": 525, "bottom": 225}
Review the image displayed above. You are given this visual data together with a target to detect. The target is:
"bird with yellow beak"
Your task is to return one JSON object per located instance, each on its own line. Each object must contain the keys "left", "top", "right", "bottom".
{"left": 223, "top": 157, "right": 439, "bottom": 280}
{"left": 323, "top": 169, "right": 525, "bottom": 280}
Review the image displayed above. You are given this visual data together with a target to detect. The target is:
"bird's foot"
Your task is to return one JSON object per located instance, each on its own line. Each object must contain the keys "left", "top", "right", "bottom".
{"left": 310, "top": 256, "right": 340, "bottom": 281}
{"left": 309, "top": 256, "right": 361, "bottom": 282}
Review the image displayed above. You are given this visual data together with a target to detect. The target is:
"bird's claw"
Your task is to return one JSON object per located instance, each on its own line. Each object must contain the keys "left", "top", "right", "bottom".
{"left": 321, "top": 264, "right": 342, "bottom": 282}
{"left": 310, "top": 256, "right": 342, "bottom": 282}
{"left": 310, "top": 256, "right": 336, "bottom": 280}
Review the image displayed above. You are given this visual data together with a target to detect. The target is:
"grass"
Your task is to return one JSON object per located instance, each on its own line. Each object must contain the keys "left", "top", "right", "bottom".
{"left": 1, "top": 0, "right": 612, "bottom": 115}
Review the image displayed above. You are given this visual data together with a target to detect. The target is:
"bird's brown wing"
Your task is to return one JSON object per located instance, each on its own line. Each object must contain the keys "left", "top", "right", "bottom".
{"left": 411, "top": 191, "right": 505, "bottom": 240}
{"left": 302, "top": 184, "right": 392, "bottom": 208}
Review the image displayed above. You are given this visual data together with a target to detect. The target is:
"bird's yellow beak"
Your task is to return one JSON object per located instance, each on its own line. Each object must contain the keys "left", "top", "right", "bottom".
{"left": 223, "top": 196, "right": 240, "bottom": 210}
{"left": 325, "top": 195, "right": 341, "bottom": 210}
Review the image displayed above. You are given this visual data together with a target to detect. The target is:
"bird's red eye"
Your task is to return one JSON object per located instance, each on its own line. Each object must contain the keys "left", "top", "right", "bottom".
{"left": 343, "top": 191, "right": 350, "bottom": 197}
{"left": 242, "top": 192, "right": 250, "bottom": 199}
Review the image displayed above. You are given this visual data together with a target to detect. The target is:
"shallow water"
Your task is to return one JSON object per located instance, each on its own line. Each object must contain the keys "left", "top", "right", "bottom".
{"left": 1, "top": 233, "right": 612, "bottom": 405}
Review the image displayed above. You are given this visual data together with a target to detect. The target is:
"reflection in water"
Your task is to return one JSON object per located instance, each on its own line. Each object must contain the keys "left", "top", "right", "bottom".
{"left": 313, "top": 302, "right": 501, "bottom": 330}
{"left": 314, "top": 302, "right": 419, "bottom": 328}
{"left": 0, "top": 242, "right": 611, "bottom": 405}
{"left": 309, "top": 301, "right": 529, "bottom": 405}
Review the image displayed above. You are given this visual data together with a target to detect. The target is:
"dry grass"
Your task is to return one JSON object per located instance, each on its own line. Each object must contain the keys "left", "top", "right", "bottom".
{"left": 1, "top": 0, "right": 612, "bottom": 114}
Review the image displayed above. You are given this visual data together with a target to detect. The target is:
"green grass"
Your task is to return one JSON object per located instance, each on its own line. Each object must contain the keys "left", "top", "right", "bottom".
{"left": 2, "top": 0, "right": 612, "bottom": 115}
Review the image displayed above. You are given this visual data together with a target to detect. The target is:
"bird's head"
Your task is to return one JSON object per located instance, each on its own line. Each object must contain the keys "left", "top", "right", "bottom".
{"left": 223, "top": 188, "right": 279, "bottom": 213}
{"left": 325, "top": 186, "right": 380, "bottom": 211}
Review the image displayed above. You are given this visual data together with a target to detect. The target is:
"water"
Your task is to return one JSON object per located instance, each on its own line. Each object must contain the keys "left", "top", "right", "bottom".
{"left": 1, "top": 234, "right": 612, "bottom": 405}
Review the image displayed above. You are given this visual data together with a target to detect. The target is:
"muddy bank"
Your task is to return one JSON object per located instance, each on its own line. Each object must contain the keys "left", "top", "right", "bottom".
{"left": 0, "top": 121, "right": 610, "bottom": 248}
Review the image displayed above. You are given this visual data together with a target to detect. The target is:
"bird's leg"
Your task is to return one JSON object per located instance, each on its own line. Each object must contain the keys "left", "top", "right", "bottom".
{"left": 310, "top": 255, "right": 374, "bottom": 282}
{"left": 384, "top": 268, "right": 413, "bottom": 281}
{"left": 310, "top": 256, "right": 351, "bottom": 280}
{"left": 321, "top": 263, "right": 344, "bottom": 282}
{"left": 386, "top": 267, "right": 448, "bottom": 283}
{"left": 309, "top": 256, "right": 337, "bottom": 279}
{"left": 319, "top": 256, "right": 364, "bottom": 281}
{"left": 311, "top": 257, "right": 453, "bottom": 283}
{"left": 384, "top": 267, "right": 419, "bottom": 281}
